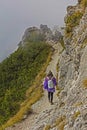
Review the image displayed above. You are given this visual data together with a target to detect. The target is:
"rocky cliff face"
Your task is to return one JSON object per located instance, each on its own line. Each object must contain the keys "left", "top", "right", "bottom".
{"left": 58, "top": 1, "right": 87, "bottom": 129}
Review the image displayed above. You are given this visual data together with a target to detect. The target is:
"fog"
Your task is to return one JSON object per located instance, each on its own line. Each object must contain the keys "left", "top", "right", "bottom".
{"left": 0, "top": 0, "right": 77, "bottom": 61}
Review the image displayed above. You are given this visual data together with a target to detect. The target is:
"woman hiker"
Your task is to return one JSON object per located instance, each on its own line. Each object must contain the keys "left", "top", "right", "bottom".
{"left": 43, "top": 70, "right": 57, "bottom": 105}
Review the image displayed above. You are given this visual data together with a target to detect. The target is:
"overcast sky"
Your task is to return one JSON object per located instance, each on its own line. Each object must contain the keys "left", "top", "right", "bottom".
{"left": 0, "top": 0, "right": 77, "bottom": 62}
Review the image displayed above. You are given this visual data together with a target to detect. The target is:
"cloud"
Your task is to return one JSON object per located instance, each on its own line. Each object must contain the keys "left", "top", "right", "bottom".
{"left": 0, "top": 0, "right": 77, "bottom": 61}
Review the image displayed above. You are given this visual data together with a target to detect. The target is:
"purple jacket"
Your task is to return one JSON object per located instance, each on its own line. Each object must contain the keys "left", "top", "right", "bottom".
{"left": 43, "top": 77, "right": 57, "bottom": 92}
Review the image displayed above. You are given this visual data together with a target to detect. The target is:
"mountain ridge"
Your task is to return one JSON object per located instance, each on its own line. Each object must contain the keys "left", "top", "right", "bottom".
{"left": 1, "top": 0, "right": 87, "bottom": 129}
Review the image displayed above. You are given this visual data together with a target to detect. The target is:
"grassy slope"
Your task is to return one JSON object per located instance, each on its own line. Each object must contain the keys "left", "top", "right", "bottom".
{"left": 0, "top": 41, "right": 52, "bottom": 129}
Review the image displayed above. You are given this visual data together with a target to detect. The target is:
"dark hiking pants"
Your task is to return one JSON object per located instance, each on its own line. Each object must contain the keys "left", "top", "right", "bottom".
{"left": 48, "top": 91, "right": 53, "bottom": 103}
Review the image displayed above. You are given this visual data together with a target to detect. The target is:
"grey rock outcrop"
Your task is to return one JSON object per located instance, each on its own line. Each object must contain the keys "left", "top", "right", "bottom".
{"left": 58, "top": 2, "right": 87, "bottom": 130}
{"left": 18, "top": 24, "right": 63, "bottom": 47}
{"left": 22, "top": 26, "right": 40, "bottom": 42}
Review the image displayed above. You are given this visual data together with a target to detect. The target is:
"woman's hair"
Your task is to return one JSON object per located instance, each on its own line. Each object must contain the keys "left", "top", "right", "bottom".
{"left": 47, "top": 70, "right": 53, "bottom": 77}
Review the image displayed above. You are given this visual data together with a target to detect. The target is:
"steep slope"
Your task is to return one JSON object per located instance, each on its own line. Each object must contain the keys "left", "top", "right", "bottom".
{"left": 5, "top": 42, "right": 63, "bottom": 130}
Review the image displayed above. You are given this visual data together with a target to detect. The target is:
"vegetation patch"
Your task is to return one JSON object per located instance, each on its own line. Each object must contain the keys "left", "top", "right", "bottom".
{"left": 83, "top": 79, "right": 87, "bottom": 89}
{"left": 59, "top": 37, "right": 65, "bottom": 50}
{"left": 59, "top": 102, "right": 65, "bottom": 108}
{"left": 72, "top": 111, "right": 80, "bottom": 120}
{"left": 56, "top": 62, "right": 62, "bottom": 97}
{"left": 81, "top": 0, "right": 87, "bottom": 8}
{"left": 56, "top": 88, "right": 61, "bottom": 97}
{"left": 65, "top": 11, "right": 83, "bottom": 36}
{"left": 74, "top": 102, "right": 83, "bottom": 107}
{"left": 44, "top": 125, "right": 51, "bottom": 130}
{"left": 54, "top": 115, "right": 66, "bottom": 130}
{"left": 56, "top": 62, "right": 59, "bottom": 88}
{"left": 81, "top": 37, "right": 87, "bottom": 48}
{"left": 0, "top": 51, "right": 52, "bottom": 130}
{"left": 66, "top": 11, "right": 83, "bottom": 27}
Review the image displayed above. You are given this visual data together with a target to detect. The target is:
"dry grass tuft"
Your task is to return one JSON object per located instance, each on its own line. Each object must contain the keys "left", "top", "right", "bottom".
{"left": 74, "top": 102, "right": 83, "bottom": 107}
{"left": 81, "top": 0, "right": 87, "bottom": 8}
{"left": 56, "top": 87, "right": 62, "bottom": 97}
{"left": 55, "top": 115, "right": 66, "bottom": 130}
{"left": 44, "top": 125, "right": 51, "bottom": 130}
{"left": 72, "top": 111, "right": 80, "bottom": 120}
{"left": 59, "top": 102, "right": 65, "bottom": 108}
{"left": 83, "top": 79, "right": 87, "bottom": 89}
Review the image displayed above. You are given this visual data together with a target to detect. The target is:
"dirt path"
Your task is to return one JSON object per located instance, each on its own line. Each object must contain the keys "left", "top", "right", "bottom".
{"left": 6, "top": 42, "right": 62, "bottom": 130}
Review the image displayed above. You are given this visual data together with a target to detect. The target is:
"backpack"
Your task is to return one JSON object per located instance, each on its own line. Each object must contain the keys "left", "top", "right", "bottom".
{"left": 48, "top": 79, "right": 54, "bottom": 88}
